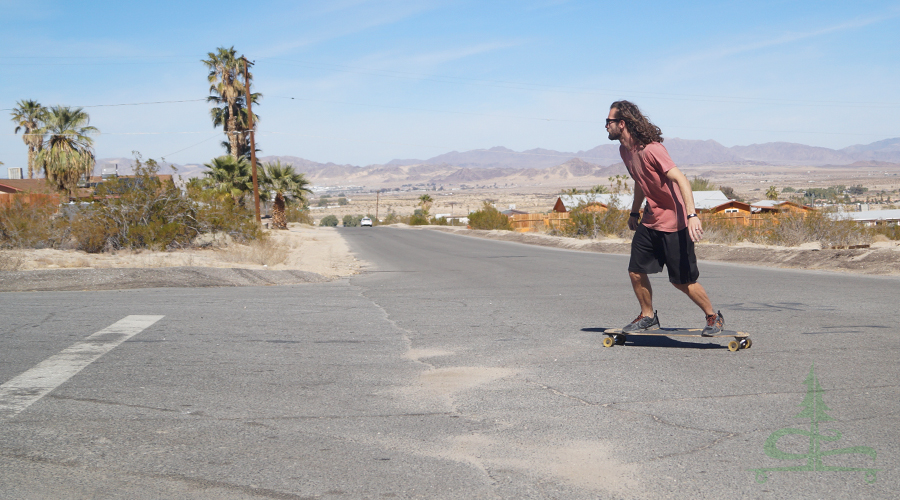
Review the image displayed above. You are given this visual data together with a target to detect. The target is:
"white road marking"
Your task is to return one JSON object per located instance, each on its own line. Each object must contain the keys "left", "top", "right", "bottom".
{"left": 0, "top": 315, "right": 164, "bottom": 419}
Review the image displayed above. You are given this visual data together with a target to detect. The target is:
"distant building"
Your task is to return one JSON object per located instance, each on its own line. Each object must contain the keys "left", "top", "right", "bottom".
{"left": 553, "top": 191, "right": 729, "bottom": 213}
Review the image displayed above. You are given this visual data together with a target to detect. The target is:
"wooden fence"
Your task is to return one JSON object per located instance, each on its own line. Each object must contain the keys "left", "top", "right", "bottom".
{"left": 0, "top": 193, "right": 60, "bottom": 207}
{"left": 509, "top": 212, "right": 569, "bottom": 232}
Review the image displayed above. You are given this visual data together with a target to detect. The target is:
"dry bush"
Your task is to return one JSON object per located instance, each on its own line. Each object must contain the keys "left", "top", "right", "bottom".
{"left": 872, "top": 224, "right": 900, "bottom": 240}
{"left": 468, "top": 202, "right": 512, "bottom": 230}
{"left": 0, "top": 251, "right": 25, "bottom": 271}
{"left": 559, "top": 202, "right": 629, "bottom": 238}
{"left": 69, "top": 155, "right": 262, "bottom": 253}
{"left": 285, "top": 205, "right": 313, "bottom": 224}
{"left": 703, "top": 211, "right": 871, "bottom": 248}
{"left": 0, "top": 196, "right": 66, "bottom": 249}
{"left": 222, "top": 238, "right": 289, "bottom": 266}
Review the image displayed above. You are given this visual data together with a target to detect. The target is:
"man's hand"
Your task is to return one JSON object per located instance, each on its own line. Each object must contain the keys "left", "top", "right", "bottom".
{"left": 688, "top": 216, "right": 703, "bottom": 242}
{"left": 628, "top": 215, "right": 640, "bottom": 231}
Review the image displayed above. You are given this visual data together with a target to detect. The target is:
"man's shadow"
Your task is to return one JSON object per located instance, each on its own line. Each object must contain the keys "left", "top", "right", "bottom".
{"left": 582, "top": 327, "right": 726, "bottom": 349}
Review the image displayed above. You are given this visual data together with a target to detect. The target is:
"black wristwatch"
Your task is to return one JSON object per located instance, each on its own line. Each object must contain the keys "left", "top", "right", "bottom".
{"left": 686, "top": 213, "right": 698, "bottom": 219}
{"left": 630, "top": 212, "right": 640, "bottom": 218}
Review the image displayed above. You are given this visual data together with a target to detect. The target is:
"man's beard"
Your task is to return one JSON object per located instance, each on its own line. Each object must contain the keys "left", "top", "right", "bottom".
{"left": 607, "top": 129, "right": 620, "bottom": 141}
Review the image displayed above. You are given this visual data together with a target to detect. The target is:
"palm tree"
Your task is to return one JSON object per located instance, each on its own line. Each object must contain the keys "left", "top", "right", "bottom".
{"left": 260, "top": 160, "right": 311, "bottom": 229}
{"left": 418, "top": 193, "right": 434, "bottom": 216}
{"left": 33, "top": 106, "right": 98, "bottom": 198}
{"left": 202, "top": 47, "right": 262, "bottom": 160}
{"left": 10, "top": 99, "right": 47, "bottom": 179}
{"left": 766, "top": 186, "right": 779, "bottom": 200}
{"left": 202, "top": 155, "right": 253, "bottom": 206}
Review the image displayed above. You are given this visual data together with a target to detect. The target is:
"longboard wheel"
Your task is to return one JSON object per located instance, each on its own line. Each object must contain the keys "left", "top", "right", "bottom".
{"left": 728, "top": 340, "right": 740, "bottom": 352}
{"left": 602, "top": 336, "right": 615, "bottom": 348}
{"left": 615, "top": 334, "right": 626, "bottom": 345}
{"left": 745, "top": 338, "right": 752, "bottom": 349}
{"left": 739, "top": 339, "right": 749, "bottom": 349}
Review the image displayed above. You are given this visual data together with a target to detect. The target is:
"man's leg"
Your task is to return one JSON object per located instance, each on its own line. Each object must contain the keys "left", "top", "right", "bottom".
{"left": 629, "top": 271, "right": 654, "bottom": 317}
{"left": 672, "top": 281, "right": 714, "bottom": 316}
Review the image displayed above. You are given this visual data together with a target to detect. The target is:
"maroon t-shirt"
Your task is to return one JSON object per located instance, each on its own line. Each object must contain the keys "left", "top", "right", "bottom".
{"left": 620, "top": 142, "right": 687, "bottom": 232}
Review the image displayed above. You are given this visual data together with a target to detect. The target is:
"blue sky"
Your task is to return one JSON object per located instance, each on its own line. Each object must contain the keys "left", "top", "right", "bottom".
{"left": 2, "top": 0, "right": 899, "bottom": 175}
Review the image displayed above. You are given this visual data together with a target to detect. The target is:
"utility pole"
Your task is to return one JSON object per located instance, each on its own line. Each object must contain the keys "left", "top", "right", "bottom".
{"left": 242, "top": 56, "right": 262, "bottom": 225}
{"left": 375, "top": 189, "right": 380, "bottom": 223}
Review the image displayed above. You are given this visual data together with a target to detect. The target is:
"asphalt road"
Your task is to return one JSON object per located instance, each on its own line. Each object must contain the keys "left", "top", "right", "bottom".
{"left": 1, "top": 226, "right": 897, "bottom": 499}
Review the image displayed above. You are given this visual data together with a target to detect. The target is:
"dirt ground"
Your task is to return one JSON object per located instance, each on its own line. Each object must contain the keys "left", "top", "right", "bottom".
{"left": 1, "top": 224, "right": 898, "bottom": 293}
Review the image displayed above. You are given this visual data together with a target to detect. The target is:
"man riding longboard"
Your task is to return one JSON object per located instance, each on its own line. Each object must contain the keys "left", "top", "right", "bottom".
{"left": 606, "top": 100, "right": 725, "bottom": 336}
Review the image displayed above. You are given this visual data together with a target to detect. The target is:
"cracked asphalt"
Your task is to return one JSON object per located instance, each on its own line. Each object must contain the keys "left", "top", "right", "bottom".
{"left": 1, "top": 226, "right": 898, "bottom": 499}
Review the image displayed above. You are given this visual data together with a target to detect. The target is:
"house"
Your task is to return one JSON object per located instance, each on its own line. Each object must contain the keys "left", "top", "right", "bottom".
{"left": 553, "top": 191, "right": 729, "bottom": 213}
{"left": 0, "top": 179, "right": 56, "bottom": 194}
{"left": 828, "top": 209, "right": 900, "bottom": 227}
{"left": 706, "top": 200, "right": 752, "bottom": 216}
{"left": 750, "top": 200, "right": 814, "bottom": 214}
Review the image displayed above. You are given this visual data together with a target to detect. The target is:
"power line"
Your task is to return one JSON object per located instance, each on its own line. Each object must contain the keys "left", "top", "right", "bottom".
{"left": 1, "top": 98, "right": 206, "bottom": 112}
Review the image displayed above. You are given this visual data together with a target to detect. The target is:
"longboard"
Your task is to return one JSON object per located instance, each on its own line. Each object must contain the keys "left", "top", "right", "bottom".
{"left": 600, "top": 327, "right": 752, "bottom": 351}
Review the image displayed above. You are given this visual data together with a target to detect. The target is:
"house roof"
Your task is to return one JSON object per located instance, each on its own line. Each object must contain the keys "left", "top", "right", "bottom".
{"left": 709, "top": 200, "right": 752, "bottom": 212}
{"left": 828, "top": 209, "right": 900, "bottom": 222}
{"left": 0, "top": 179, "right": 55, "bottom": 194}
{"left": 750, "top": 200, "right": 812, "bottom": 211}
{"left": 557, "top": 191, "right": 729, "bottom": 211}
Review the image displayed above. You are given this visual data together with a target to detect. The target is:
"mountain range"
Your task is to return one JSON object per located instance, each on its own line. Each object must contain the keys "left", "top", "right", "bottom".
{"left": 94, "top": 137, "right": 900, "bottom": 187}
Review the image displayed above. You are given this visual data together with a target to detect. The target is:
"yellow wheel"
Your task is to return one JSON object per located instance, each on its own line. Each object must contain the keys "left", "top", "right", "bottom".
{"left": 728, "top": 340, "right": 740, "bottom": 352}
{"left": 745, "top": 338, "right": 752, "bottom": 349}
{"left": 602, "top": 337, "right": 615, "bottom": 348}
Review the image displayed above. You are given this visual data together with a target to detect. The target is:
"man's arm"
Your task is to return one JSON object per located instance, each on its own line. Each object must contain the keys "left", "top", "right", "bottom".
{"left": 665, "top": 166, "right": 703, "bottom": 242}
{"left": 628, "top": 182, "right": 645, "bottom": 231}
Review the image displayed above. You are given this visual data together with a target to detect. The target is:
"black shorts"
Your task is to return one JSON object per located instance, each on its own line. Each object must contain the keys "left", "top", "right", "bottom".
{"left": 628, "top": 224, "right": 700, "bottom": 284}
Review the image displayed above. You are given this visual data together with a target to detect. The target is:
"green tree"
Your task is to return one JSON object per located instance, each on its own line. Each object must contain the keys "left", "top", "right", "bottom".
{"left": 418, "top": 193, "right": 434, "bottom": 215}
{"left": 202, "top": 47, "right": 261, "bottom": 160}
{"left": 260, "top": 160, "right": 311, "bottom": 229}
{"left": 691, "top": 176, "right": 716, "bottom": 191}
{"left": 468, "top": 202, "right": 512, "bottom": 230}
{"left": 608, "top": 174, "right": 631, "bottom": 194}
{"left": 10, "top": 99, "right": 47, "bottom": 179}
{"left": 589, "top": 184, "right": 608, "bottom": 194}
{"left": 33, "top": 106, "right": 98, "bottom": 198}
{"left": 202, "top": 155, "right": 252, "bottom": 206}
{"left": 320, "top": 215, "right": 338, "bottom": 227}
{"left": 766, "top": 185, "right": 779, "bottom": 200}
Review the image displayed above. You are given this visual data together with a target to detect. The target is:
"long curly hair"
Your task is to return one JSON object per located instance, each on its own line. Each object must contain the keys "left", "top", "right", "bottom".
{"left": 610, "top": 100, "right": 663, "bottom": 146}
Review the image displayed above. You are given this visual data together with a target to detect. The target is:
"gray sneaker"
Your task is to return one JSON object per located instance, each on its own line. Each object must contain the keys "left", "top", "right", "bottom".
{"left": 622, "top": 311, "right": 660, "bottom": 333}
{"left": 701, "top": 311, "right": 725, "bottom": 336}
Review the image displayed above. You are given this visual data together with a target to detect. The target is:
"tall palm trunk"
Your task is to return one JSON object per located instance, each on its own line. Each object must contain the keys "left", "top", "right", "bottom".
{"left": 272, "top": 193, "right": 287, "bottom": 229}
{"left": 27, "top": 147, "right": 35, "bottom": 178}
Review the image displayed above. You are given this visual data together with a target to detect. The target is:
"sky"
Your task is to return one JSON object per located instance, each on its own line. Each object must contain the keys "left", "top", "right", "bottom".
{"left": 2, "top": 0, "right": 899, "bottom": 176}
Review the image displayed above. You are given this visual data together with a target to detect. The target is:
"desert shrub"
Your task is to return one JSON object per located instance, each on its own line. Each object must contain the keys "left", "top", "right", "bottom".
{"left": 342, "top": 214, "right": 363, "bottom": 227}
{"left": 468, "top": 202, "right": 512, "bottom": 230}
{"left": 702, "top": 215, "right": 751, "bottom": 245}
{"left": 381, "top": 211, "right": 399, "bottom": 225}
{"left": 432, "top": 216, "right": 449, "bottom": 225}
{"left": 0, "top": 195, "right": 65, "bottom": 249}
{"left": 872, "top": 223, "right": 900, "bottom": 240}
{"left": 284, "top": 204, "right": 313, "bottom": 224}
{"left": 704, "top": 210, "right": 871, "bottom": 248}
{"left": 559, "top": 202, "right": 629, "bottom": 238}
{"left": 69, "top": 155, "right": 262, "bottom": 253}
{"left": 222, "top": 238, "right": 289, "bottom": 266}
{"left": 408, "top": 209, "right": 430, "bottom": 226}
{"left": 320, "top": 215, "right": 338, "bottom": 227}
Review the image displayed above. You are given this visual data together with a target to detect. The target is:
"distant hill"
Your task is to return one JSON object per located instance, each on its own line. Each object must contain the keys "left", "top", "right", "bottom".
{"left": 89, "top": 136, "right": 900, "bottom": 187}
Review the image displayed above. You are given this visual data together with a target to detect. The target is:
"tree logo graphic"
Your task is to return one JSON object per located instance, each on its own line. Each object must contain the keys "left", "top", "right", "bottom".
{"left": 751, "top": 364, "right": 879, "bottom": 483}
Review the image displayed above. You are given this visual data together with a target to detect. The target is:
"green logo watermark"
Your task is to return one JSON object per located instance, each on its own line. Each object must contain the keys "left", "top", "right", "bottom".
{"left": 751, "top": 364, "right": 879, "bottom": 484}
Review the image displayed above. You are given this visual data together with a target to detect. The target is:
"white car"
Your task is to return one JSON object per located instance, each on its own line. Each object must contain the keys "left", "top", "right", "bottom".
{"left": 360, "top": 217, "right": 373, "bottom": 227}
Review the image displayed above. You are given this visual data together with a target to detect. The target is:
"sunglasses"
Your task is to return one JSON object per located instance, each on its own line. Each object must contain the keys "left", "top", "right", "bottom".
{"left": 605, "top": 118, "right": 624, "bottom": 126}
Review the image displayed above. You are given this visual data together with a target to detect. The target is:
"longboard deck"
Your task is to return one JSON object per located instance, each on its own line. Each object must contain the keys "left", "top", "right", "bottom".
{"left": 602, "top": 327, "right": 748, "bottom": 338}
{"left": 600, "top": 327, "right": 753, "bottom": 351}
